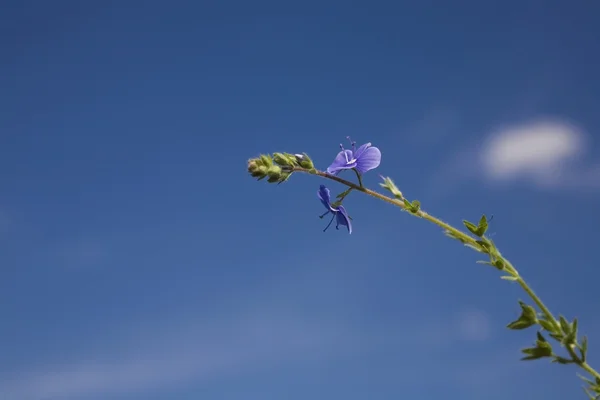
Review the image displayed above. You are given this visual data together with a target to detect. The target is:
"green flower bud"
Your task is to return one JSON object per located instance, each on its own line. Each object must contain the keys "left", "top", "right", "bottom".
{"left": 295, "top": 153, "right": 314, "bottom": 170}
{"left": 273, "top": 152, "right": 296, "bottom": 167}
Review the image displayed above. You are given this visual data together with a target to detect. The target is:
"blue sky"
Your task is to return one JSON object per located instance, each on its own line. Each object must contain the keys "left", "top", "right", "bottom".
{"left": 1, "top": 1, "right": 600, "bottom": 399}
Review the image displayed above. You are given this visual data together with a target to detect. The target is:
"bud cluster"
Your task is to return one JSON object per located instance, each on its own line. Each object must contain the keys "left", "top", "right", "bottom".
{"left": 247, "top": 152, "right": 315, "bottom": 183}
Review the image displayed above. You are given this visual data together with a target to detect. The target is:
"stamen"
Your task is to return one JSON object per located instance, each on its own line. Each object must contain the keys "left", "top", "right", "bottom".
{"left": 323, "top": 213, "right": 335, "bottom": 232}
{"left": 318, "top": 211, "right": 329, "bottom": 219}
{"left": 347, "top": 136, "right": 356, "bottom": 151}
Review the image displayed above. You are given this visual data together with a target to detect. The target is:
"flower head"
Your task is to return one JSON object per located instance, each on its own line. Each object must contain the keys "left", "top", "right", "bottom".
{"left": 317, "top": 185, "right": 352, "bottom": 234}
{"left": 326, "top": 137, "right": 381, "bottom": 175}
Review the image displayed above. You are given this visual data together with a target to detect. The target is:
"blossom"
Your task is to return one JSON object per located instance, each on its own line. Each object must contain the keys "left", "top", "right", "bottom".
{"left": 317, "top": 185, "right": 352, "bottom": 234}
{"left": 326, "top": 137, "right": 381, "bottom": 175}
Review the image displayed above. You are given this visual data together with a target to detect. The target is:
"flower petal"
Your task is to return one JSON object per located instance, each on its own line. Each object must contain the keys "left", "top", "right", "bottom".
{"left": 326, "top": 150, "right": 356, "bottom": 175}
{"left": 353, "top": 142, "right": 371, "bottom": 159}
{"left": 317, "top": 185, "right": 335, "bottom": 212}
{"left": 355, "top": 146, "right": 381, "bottom": 174}
{"left": 336, "top": 205, "right": 352, "bottom": 234}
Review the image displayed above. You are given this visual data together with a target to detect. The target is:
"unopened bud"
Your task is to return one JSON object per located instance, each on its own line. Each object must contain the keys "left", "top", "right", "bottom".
{"left": 273, "top": 152, "right": 297, "bottom": 167}
{"left": 295, "top": 153, "right": 314, "bottom": 170}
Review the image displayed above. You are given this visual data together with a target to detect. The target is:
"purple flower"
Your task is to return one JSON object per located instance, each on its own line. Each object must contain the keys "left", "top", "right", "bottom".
{"left": 326, "top": 137, "right": 381, "bottom": 175}
{"left": 317, "top": 185, "right": 352, "bottom": 234}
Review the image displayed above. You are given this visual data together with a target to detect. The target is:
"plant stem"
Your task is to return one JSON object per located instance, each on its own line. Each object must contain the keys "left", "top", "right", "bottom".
{"left": 295, "top": 167, "right": 600, "bottom": 382}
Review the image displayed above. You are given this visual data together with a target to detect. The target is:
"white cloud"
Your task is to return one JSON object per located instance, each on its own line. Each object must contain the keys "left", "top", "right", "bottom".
{"left": 482, "top": 120, "right": 585, "bottom": 183}
{"left": 427, "top": 118, "right": 600, "bottom": 195}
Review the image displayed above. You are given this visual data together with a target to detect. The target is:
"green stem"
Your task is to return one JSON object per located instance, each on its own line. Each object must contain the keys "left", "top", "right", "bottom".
{"left": 294, "top": 167, "right": 600, "bottom": 382}
{"left": 352, "top": 169, "right": 364, "bottom": 188}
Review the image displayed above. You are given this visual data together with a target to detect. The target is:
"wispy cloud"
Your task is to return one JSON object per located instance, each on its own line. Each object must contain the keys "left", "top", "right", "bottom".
{"left": 480, "top": 120, "right": 597, "bottom": 188}
{"left": 0, "top": 311, "right": 355, "bottom": 400}
{"left": 0, "top": 300, "right": 501, "bottom": 400}
{"left": 429, "top": 118, "right": 600, "bottom": 193}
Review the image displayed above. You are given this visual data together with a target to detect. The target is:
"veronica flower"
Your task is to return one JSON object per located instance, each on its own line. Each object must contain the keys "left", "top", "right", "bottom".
{"left": 326, "top": 137, "right": 381, "bottom": 175}
{"left": 317, "top": 185, "right": 352, "bottom": 234}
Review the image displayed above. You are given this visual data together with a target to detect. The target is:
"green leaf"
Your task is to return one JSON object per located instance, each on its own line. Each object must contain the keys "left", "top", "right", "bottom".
{"left": 581, "top": 336, "right": 589, "bottom": 362}
{"left": 465, "top": 243, "right": 485, "bottom": 253}
{"left": 537, "top": 331, "right": 547, "bottom": 342}
{"left": 579, "top": 374, "right": 597, "bottom": 387}
{"left": 500, "top": 275, "right": 519, "bottom": 281}
{"left": 463, "top": 220, "right": 478, "bottom": 235}
{"left": 521, "top": 345, "right": 553, "bottom": 360}
{"left": 475, "top": 240, "right": 491, "bottom": 253}
{"left": 379, "top": 176, "right": 403, "bottom": 199}
{"left": 507, "top": 301, "right": 538, "bottom": 330}
{"left": 582, "top": 387, "right": 600, "bottom": 400}
{"left": 538, "top": 319, "right": 558, "bottom": 333}
{"left": 583, "top": 386, "right": 600, "bottom": 400}
{"left": 571, "top": 318, "right": 579, "bottom": 337}
{"left": 508, "top": 320, "right": 537, "bottom": 330}
{"left": 336, "top": 187, "right": 353, "bottom": 199}
{"left": 475, "top": 214, "right": 489, "bottom": 236}
{"left": 521, "top": 332, "right": 554, "bottom": 361}
{"left": 552, "top": 356, "right": 575, "bottom": 364}
{"left": 559, "top": 316, "right": 572, "bottom": 335}
{"left": 410, "top": 200, "right": 421, "bottom": 213}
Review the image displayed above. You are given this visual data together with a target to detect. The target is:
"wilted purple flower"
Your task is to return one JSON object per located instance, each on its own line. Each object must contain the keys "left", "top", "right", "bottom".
{"left": 317, "top": 185, "right": 352, "bottom": 234}
{"left": 326, "top": 137, "right": 381, "bottom": 175}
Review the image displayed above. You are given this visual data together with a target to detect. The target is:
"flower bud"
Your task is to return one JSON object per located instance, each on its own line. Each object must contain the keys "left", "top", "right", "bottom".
{"left": 273, "top": 152, "right": 296, "bottom": 167}
{"left": 295, "top": 153, "right": 314, "bottom": 170}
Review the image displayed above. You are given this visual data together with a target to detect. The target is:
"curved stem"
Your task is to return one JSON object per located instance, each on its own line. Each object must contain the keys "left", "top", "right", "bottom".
{"left": 352, "top": 169, "right": 364, "bottom": 188}
{"left": 294, "top": 167, "right": 600, "bottom": 382}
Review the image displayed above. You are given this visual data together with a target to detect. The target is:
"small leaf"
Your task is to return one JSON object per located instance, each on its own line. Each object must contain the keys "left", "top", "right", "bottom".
{"left": 582, "top": 387, "right": 600, "bottom": 400}
{"left": 552, "top": 356, "right": 575, "bottom": 364}
{"left": 559, "top": 316, "right": 572, "bottom": 335}
{"left": 379, "top": 176, "right": 403, "bottom": 199}
{"left": 571, "top": 318, "right": 579, "bottom": 337}
{"left": 563, "top": 331, "right": 577, "bottom": 346}
{"left": 463, "top": 220, "right": 478, "bottom": 235}
{"left": 537, "top": 331, "right": 547, "bottom": 342}
{"left": 520, "top": 301, "right": 538, "bottom": 321}
{"left": 403, "top": 199, "right": 412, "bottom": 209}
{"left": 581, "top": 336, "right": 588, "bottom": 361}
{"left": 521, "top": 346, "right": 553, "bottom": 360}
{"left": 410, "top": 200, "right": 421, "bottom": 213}
{"left": 475, "top": 240, "right": 491, "bottom": 253}
{"left": 538, "top": 319, "right": 558, "bottom": 333}
{"left": 336, "top": 187, "right": 353, "bottom": 199}
{"left": 579, "top": 374, "right": 597, "bottom": 387}
{"left": 501, "top": 275, "right": 519, "bottom": 281}
{"left": 475, "top": 214, "right": 489, "bottom": 236}
{"left": 465, "top": 243, "right": 485, "bottom": 253}
{"left": 507, "top": 301, "right": 538, "bottom": 330}
{"left": 508, "top": 320, "right": 537, "bottom": 330}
